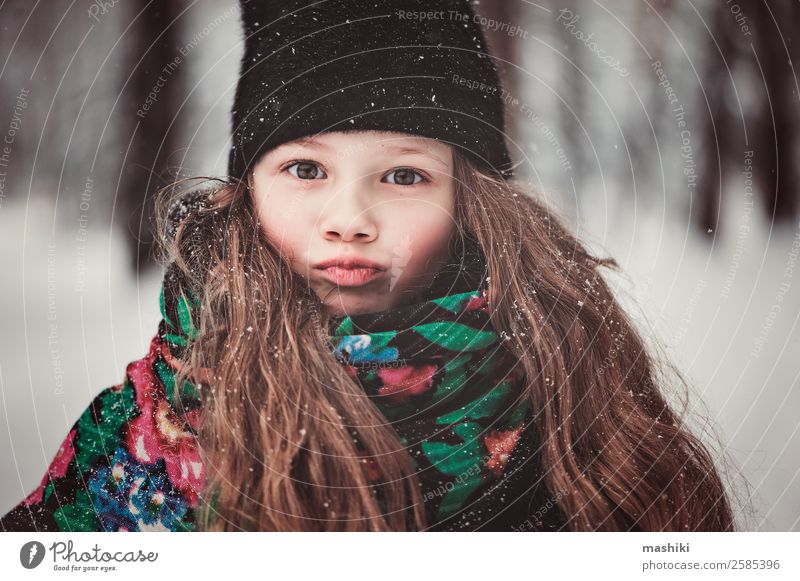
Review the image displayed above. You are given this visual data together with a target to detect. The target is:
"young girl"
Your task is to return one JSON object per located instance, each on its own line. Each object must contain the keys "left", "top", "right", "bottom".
{"left": 2, "top": 0, "right": 735, "bottom": 532}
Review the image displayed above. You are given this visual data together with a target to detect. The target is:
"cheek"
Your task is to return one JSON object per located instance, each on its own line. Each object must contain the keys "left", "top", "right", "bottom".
{"left": 409, "top": 217, "right": 452, "bottom": 254}
{"left": 385, "top": 201, "right": 455, "bottom": 268}
{"left": 254, "top": 191, "right": 315, "bottom": 261}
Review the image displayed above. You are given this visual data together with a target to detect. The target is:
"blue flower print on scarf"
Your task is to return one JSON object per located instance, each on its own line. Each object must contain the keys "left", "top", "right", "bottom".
{"left": 332, "top": 333, "right": 399, "bottom": 365}
{"left": 87, "top": 447, "right": 190, "bottom": 531}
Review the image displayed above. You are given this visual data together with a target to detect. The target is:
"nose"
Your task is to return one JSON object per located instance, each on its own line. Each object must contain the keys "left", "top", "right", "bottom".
{"left": 318, "top": 185, "right": 378, "bottom": 243}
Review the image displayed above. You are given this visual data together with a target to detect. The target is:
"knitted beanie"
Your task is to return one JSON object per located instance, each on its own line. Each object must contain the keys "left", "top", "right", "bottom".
{"left": 228, "top": 0, "right": 515, "bottom": 182}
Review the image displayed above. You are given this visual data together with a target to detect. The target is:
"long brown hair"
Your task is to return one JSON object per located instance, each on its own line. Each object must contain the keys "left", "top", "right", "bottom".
{"left": 153, "top": 149, "right": 738, "bottom": 531}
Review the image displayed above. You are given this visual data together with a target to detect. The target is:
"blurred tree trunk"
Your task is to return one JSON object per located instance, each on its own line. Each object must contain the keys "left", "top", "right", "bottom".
{"left": 121, "top": 1, "right": 187, "bottom": 273}
{"left": 632, "top": 1, "right": 676, "bottom": 200}
{"left": 698, "top": 1, "right": 799, "bottom": 236}
{"left": 751, "top": 1, "right": 799, "bottom": 225}
{"left": 555, "top": 0, "right": 588, "bottom": 191}
{"left": 476, "top": 0, "right": 522, "bottom": 166}
{"left": 696, "top": 1, "right": 740, "bottom": 238}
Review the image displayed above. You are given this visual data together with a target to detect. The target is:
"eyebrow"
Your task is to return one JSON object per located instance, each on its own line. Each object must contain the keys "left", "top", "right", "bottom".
{"left": 381, "top": 144, "right": 431, "bottom": 156}
{"left": 284, "top": 136, "right": 332, "bottom": 150}
{"left": 384, "top": 145, "right": 448, "bottom": 168}
{"left": 280, "top": 137, "right": 448, "bottom": 167}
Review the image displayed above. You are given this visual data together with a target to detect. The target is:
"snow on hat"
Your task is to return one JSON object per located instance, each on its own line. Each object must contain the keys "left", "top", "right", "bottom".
{"left": 228, "top": 0, "right": 515, "bottom": 182}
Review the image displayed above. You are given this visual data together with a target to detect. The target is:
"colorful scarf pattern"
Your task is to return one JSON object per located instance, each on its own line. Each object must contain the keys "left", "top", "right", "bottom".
{"left": 327, "top": 286, "right": 533, "bottom": 525}
{"left": 0, "top": 330, "right": 202, "bottom": 531}
{"left": 1, "top": 261, "right": 562, "bottom": 532}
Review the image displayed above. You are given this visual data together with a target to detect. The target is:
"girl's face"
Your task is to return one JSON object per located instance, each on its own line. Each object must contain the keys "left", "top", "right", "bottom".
{"left": 250, "top": 130, "right": 456, "bottom": 317}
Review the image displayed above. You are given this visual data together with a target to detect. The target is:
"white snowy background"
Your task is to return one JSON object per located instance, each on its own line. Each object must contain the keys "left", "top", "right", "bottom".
{"left": 0, "top": 1, "right": 797, "bottom": 531}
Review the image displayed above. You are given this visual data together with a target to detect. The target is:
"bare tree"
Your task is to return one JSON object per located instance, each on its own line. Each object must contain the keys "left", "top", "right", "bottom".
{"left": 121, "top": 0, "right": 188, "bottom": 273}
{"left": 697, "top": 0, "right": 799, "bottom": 236}
{"left": 750, "top": 0, "right": 799, "bottom": 225}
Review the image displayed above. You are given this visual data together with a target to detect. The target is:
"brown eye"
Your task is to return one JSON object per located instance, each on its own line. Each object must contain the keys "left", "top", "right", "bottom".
{"left": 384, "top": 168, "right": 424, "bottom": 186}
{"left": 287, "top": 161, "right": 325, "bottom": 180}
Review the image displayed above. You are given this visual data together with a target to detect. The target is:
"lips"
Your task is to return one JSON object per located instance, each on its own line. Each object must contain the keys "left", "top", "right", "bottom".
{"left": 313, "top": 258, "right": 386, "bottom": 287}
{"left": 314, "top": 258, "right": 386, "bottom": 271}
{"left": 318, "top": 266, "right": 383, "bottom": 287}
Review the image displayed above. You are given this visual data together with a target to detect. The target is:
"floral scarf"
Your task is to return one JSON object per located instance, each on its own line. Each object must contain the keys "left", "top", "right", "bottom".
{"left": 327, "top": 282, "right": 533, "bottom": 527}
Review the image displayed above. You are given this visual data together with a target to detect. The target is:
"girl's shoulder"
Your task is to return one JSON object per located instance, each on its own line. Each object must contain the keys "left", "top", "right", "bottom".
{"left": 0, "top": 334, "right": 205, "bottom": 532}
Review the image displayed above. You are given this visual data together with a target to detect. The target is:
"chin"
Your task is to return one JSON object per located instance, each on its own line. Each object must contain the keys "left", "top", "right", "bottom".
{"left": 322, "top": 291, "right": 389, "bottom": 318}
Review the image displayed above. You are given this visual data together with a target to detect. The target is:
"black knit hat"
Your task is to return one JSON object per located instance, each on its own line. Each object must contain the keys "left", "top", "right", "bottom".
{"left": 228, "top": 0, "right": 515, "bottom": 182}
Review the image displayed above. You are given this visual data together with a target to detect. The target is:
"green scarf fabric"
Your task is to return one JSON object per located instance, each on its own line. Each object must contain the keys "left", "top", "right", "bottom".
{"left": 327, "top": 285, "right": 532, "bottom": 527}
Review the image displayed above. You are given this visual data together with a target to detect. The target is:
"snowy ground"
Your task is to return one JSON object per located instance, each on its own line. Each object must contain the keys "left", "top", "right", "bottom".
{"left": 0, "top": 196, "right": 163, "bottom": 520}
{"left": 1, "top": 188, "right": 797, "bottom": 530}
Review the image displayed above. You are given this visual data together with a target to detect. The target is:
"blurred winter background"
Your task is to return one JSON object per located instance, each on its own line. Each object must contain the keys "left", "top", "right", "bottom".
{"left": 0, "top": 0, "right": 797, "bottom": 530}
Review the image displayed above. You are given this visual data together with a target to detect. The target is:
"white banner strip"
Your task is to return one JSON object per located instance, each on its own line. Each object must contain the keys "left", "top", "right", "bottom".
{"left": 1, "top": 532, "right": 797, "bottom": 579}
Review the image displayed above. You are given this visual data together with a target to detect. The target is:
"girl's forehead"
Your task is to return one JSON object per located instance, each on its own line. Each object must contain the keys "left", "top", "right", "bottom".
{"left": 268, "top": 130, "right": 453, "bottom": 163}
{"left": 289, "top": 130, "right": 443, "bottom": 148}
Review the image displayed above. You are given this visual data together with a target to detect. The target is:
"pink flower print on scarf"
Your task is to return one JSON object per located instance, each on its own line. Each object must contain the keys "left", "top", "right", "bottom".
{"left": 376, "top": 364, "right": 437, "bottom": 402}
{"left": 484, "top": 424, "right": 525, "bottom": 478}
{"left": 464, "top": 292, "right": 489, "bottom": 313}
{"left": 125, "top": 349, "right": 204, "bottom": 508}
